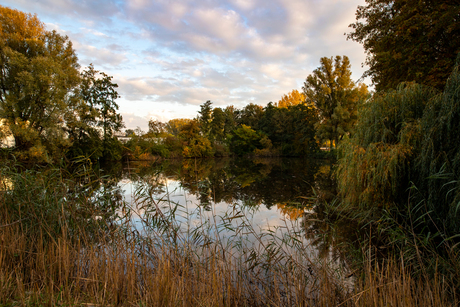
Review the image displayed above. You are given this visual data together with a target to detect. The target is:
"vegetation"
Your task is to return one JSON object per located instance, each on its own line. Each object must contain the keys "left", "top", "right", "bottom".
{"left": 303, "top": 55, "right": 369, "bottom": 149}
{"left": 336, "top": 58, "right": 460, "bottom": 282}
{"left": 348, "top": 0, "right": 460, "bottom": 91}
{"left": 2, "top": 1, "right": 460, "bottom": 305}
{"left": 0, "top": 5, "right": 124, "bottom": 163}
{"left": 1, "top": 160, "right": 457, "bottom": 306}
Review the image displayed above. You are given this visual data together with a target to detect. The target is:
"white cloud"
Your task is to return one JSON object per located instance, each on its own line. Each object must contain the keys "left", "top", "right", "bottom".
{"left": 4, "top": 0, "right": 369, "bottom": 124}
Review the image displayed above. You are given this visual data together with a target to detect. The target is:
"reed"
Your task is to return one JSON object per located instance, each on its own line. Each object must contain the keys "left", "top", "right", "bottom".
{"left": 0, "top": 162, "right": 457, "bottom": 306}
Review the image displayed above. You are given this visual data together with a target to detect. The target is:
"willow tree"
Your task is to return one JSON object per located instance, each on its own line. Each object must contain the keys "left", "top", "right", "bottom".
{"left": 302, "top": 55, "right": 368, "bottom": 149}
{"left": 337, "top": 56, "right": 460, "bottom": 260}
{"left": 0, "top": 5, "right": 80, "bottom": 161}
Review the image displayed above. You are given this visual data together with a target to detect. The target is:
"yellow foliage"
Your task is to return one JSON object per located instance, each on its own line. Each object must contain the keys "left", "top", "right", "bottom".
{"left": 276, "top": 89, "right": 308, "bottom": 108}
{"left": 0, "top": 5, "right": 45, "bottom": 51}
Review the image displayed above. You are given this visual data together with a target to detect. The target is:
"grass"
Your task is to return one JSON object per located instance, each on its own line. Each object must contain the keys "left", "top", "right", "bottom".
{"left": 0, "top": 162, "right": 458, "bottom": 306}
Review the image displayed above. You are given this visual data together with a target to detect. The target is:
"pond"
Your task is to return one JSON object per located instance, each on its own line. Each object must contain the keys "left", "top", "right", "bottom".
{"left": 107, "top": 157, "right": 349, "bottom": 260}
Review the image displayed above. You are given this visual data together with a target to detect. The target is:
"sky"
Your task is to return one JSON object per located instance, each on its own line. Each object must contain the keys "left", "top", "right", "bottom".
{"left": 3, "top": 0, "right": 368, "bottom": 131}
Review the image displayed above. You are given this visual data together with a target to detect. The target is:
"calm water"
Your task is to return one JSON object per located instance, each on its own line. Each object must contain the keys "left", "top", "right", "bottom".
{"left": 103, "top": 157, "right": 350, "bottom": 259}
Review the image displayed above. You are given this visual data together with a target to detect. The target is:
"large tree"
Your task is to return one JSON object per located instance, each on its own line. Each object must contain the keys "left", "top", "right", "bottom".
{"left": 348, "top": 0, "right": 460, "bottom": 91}
{"left": 302, "top": 55, "right": 368, "bottom": 149}
{"left": 66, "top": 64, "right": 124, "bottom": 161}
{"left": 0, "top": 5, "right": 80, "bottom": 161}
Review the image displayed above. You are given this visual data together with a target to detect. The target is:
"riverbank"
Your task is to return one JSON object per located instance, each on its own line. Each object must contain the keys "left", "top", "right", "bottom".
{"left": 0, "top": 161, "right": 457, "bottom": 306}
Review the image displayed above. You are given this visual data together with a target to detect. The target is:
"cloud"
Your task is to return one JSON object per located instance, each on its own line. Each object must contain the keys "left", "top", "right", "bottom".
{"left": 72, "top": 42, "right": 128, "bottom": 68}
{"left": 4, "top": 0, "right": 369, "bottom": 124}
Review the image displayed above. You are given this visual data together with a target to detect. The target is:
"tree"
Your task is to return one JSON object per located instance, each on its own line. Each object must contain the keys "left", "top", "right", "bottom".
{"left": 210, "top": 107, "right": 225, "bottom": 141}
{"left": 0, "top": 5, "right": 80, "bottom": 161}
{"left": 66, "top": 64, "right": 123, "bottom": 161}
{"left": 302, "top": 56, "right": 368, "bottom": 149}
{"left": 276, "top": 89, "right": 307, "bottom": 108}
{"left": 348, "top": 0, "right": 460, "bottom": 91}
{"left": 237, "top": 103, "right": 264, "bottom": 130}
{"left": 166, "top": 118, "right": 193, "bottom": 136}
{"left": 148, "top": 119, "right": 166, "bottom": 136}
{"left": 198, "top": 100, "right": 212, "bottom": 136}
{"left": 125, "top": 129, "right": 135, "bottom": 136}
{"left": 228, "top": 124, "right": 263, "bottom": 155}
{"left": 178, "top": 120, "right": 213, "bottom": 157}
{"left": 223, "top": 105, "right": 238, "bottom": 136}
{"left": 259, "top": 103, "right": 319, "bottom": 156}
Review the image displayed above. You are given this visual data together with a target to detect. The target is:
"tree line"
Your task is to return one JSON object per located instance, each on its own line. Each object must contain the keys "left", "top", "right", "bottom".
{"left": 0, "top": 5, "right": 371, "bottom": 162}
{"left": 125, "top": 55, "right": 368, "bottom": 160}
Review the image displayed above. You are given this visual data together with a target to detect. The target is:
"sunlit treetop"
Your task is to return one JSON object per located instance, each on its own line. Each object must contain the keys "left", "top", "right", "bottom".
{"left": 0, "top": 6, "right": 45, "bottom": 55}
{"left": 276, "top": 90, "right": 307, "bottom": 108}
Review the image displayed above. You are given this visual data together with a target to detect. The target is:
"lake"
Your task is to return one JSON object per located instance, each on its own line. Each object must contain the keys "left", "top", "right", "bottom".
{"left": 106, "top": 157, "right": 350, "bottom": 261}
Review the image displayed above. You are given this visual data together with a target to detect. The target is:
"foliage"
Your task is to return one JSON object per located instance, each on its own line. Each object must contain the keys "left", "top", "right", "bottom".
{"left": 0, "top": 5, "right": 80, "bottom": 162}
{"left": 337, "top": 82, "right": 435, "bottom": 211}
{"left": 165, "top": 118, "right": 193, "bottom": 136}
{"left": 276, "top": 89, "right": 306, "bottom": 108}
{"left": 148, "top": 119, "right": 166, "bottom": 135}
{"left": 228, "top": 124, "right": 263, "bottom": 155}
{"left": 179, "top": 120, "right": 214, "bottom": 158}
{"left": 236, "top": 103, "right": 264, "bottom": 129}
{"left": 198, "top": 100, "right": 212, "bottom": 136}
{"left": 336, "top": 56, "right": 460, "bottom": 281}
{"left": 210, "top": 107, "right": 225, "bottom": 141}
{"left": 348, "top": 0, "right": 460, "bottom": 91}
{"left": 303, "top": 56, "right": 368, "bottom": 149}
{"left": 0, "top": 6, "right": 124, "bottom": 163}
{"left": 66, "top": 64, "right": 124, "bottom": 161}
{"left": 260, "top": 103, "right": 319, "bottom": 156}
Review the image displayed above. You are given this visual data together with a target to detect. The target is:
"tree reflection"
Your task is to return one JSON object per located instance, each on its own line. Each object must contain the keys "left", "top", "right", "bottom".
{"left": 111, "top": 157, "right": 356, "bottom": 258}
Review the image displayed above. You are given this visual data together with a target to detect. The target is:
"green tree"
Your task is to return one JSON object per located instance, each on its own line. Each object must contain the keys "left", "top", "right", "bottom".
{"left": 237, "top": 103, "right": 264, "bottom": 130}
{"left": 348, "top": 0, "right": 460, "bottom": 91}
{"left": 223, "top": 105, "right": 238, "bottom": 136}
{"left": 0, "top": 5, "right": 80, "bottom": 162}
{"left": 302, "top": 55, "right": 368, "bottom": 149}
{"left": 228, "top": 124, "right": 263, "bottom": 155}
{"left": 66, "top": 64, "right": 123, "bottom": 161}
{"left": 259, "top": 103, "right": 319, "bottom": 156}
{"left": 210, "top": 107, "right": 225, "bottom": 141}
{"left": 198, "top": 100, "right": 212, "bottom": 136}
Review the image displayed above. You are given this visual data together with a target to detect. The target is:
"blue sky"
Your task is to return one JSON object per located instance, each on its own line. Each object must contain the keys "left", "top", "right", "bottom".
{"left": 3, "top": 0, "right": 368, "bottom": 131}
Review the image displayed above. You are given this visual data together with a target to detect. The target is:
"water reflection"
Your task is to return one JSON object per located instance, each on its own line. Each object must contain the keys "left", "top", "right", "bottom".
{"left": 102, "top": 157, "right": 352, "bottom": 259}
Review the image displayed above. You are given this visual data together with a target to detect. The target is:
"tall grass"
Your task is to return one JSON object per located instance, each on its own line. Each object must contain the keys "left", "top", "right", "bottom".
{"left": 0, "top": 161, "right": 457, "bottom": 306}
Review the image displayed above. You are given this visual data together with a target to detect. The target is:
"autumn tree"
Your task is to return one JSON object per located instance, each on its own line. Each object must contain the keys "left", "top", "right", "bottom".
{"left": 166, "top": 118, "right": 193, "bottom": 136}
{"left": 148, "top": 119, "right": 166, "bottom": 136}
{"left": 0, "top": 5, "right": 80, "bottom": 161}
{"left": 302, "top": 55, "right": 368, "bottom": 149}
{"left": 348, "top": 0, "right": 460, "bottom": 91}
{"left": 276, "top": 89, "right": 307, "bottom": 108}
{"left": 179, "top": 119, "right": 213, "bottom": 157}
